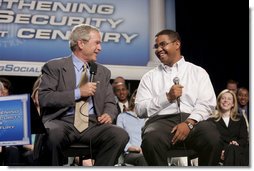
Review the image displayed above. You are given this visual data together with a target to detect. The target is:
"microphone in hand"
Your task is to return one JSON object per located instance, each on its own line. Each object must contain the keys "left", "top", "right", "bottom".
{"left": 89, "top": 61, "right": 97, "bottom": 82}
{"left": 173, "top": 77, "right": 180, "bottom": 108}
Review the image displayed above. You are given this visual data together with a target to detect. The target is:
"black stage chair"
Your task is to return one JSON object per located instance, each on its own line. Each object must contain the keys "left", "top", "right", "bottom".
{"left": 31, "top": 101, "right": 92, "bottom": 166}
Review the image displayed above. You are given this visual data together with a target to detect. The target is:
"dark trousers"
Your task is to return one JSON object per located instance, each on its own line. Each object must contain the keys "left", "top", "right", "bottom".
{"left": 41, "top": 115, "right": 129, "bottom": 166}
{"left": 3, "top": 146, "right": 21, "bottom": 166}
{"left": 2, "top": 146, "right": 35, "bottom": 166}
{"left": 223, "top": 144, "right": 248, "bottom": 166}
{"left": 141, "top": 113, "right": 223, "bottom": 166}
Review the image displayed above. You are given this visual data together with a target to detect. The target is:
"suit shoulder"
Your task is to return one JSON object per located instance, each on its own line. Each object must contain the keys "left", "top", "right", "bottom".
{"left": 97, "top": 63, "right": 111, "bottom": 73}
{"left": 46, "top": 56, "right": 70, "bottom": 65}
{"left": 43, "top": 56, "right": 71, "bottom": 68}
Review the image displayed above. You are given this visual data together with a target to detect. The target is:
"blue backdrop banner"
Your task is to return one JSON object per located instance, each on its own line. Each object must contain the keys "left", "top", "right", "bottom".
{"left": 0, "top": 0, "right": 175, "bottom": 79}
{"left": 0, "top": 0, "right": 149, "bottom": 66}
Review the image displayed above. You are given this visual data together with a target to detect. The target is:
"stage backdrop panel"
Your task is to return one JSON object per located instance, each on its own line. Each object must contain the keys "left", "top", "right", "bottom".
{"left": 0, "top": 0, "right": 175, "bottom": 79}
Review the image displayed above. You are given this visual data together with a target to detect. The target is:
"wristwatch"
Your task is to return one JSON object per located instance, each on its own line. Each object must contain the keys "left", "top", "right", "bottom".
{"left": 185, "top": 120, "right": 194, "bottom": 130}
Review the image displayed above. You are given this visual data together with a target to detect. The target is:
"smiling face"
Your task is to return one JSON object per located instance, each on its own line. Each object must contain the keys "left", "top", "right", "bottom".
{"left": 114, "top": 84, "right": 129, "bottom": 103}
{"left": 219, "top": 92, "right": 234, "bottom": 113}
{"left": 70, "top": 24, "right": 102, "bottom": 63}
{"left": 237, "top": 88, "right": 249, "bottom": 107}
{"left": 78, "top": 30, "right": 102, "bottom": 62}
{"left": 154, "top": 34, "right": 181, "bottom": 67}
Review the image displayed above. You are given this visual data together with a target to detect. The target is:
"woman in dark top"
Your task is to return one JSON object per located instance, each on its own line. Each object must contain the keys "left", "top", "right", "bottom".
{"left": 208, "top": 89, "right": 248, "bottom": 166}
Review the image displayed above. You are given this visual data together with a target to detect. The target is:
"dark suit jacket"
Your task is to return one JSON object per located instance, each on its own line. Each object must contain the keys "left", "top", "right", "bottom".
{"left": 38, "top": 56, "right": 118, "bottom": 123}
{"left": 208, "top": 116, "right": 248, "bottom": 148}
{"left": 209, "top": 116, "right": 248, "bottom": 165}
{"left": 116, "top": 103, "right": 121, "bottom": 114}
{"left": 34, "top": 56, "right": 118, "bottom": 161}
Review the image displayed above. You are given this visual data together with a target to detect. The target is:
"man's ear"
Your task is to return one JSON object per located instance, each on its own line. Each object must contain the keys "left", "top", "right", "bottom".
{"left": 77, "top": 40, "right": 85, "bottom": 49}
{"left": 175, "top": 40, "right": 181, "bottom": 50}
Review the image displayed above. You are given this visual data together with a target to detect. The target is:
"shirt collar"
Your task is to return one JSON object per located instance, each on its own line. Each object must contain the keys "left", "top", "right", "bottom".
{"left": 125, "top": 111, "right": 138, "bottom": 118}
{"left": 161, "top": 56, "right": 185, "bottom": 73}
{"left": 72, "top": 53, "right": 89, "bottom": 71}
{"left": 119, "top": 101, "right": 128, "bottom": 106}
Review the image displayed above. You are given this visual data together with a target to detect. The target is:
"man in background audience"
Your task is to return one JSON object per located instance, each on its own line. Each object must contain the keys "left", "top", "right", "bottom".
{"left": 112, "top": 76, "right": 129, "bottom": 124}
{"left": 114, "top": 82, "right": 129, "bottom": 114}
{"left": 237, "top": 87, "right": 249, "bottom": 131}
{"left": 112, "top": 76, "right": 126, "bottom": 88}
{"left": 226, "top": 79, "right": 238, "bottom": 94}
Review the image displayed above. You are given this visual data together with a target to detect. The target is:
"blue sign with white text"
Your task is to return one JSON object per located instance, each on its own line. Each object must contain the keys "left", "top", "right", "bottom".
{"left": 0, "top": 0, "right": 149, "bottom": 66}
{"left": 0, "top": 94, "right": 31, "bottom": 146}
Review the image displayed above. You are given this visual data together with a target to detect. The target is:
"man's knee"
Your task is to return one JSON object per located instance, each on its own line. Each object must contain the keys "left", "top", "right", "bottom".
{"left": 142, "top": 130, "right": 163, "bottom": 148}
{"left": 197, "top": 121, "right": 221, "bottom": 146}
{"left": 109, "top": 126, "right": 129, "bottom": 145}
{"left": 46, "top": 128, "right": 66, "bottom": 146}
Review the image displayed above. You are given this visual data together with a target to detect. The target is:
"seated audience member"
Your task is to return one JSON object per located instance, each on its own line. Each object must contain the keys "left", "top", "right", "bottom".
{"left": 226, "top": 79, "right": 238, "bottom": 94}
{"left": 116, "top": 90, "right": 147, "bottom": 166}
{"left": 236, "top": 87, "right": 249, "bottom": 131}
{"left": 0, "top": 77, "right": 12, "bottom": 96}
{"left": 0, "top": 77, "right": 34, "bottom": 165}
{"left": 0, "top": 78, "right": 21, "bottom": 165}
{"left": 112, "top": 76, "right": 127, "bottom": 107}
{"left": 112, "top": 76, "right": 126, "bottom": 89}
{"left": 0, "top": 81, "right": 4, "bottom": 96}
{"left": 113, "top": 82, "right": 129, "bottom": 114}
{"left": 207, "top": 89, "right": 248, "bottom": 166}
{"left": 35, "top": 24, "right": 128, "bottom": 166}
{"left": 236, "top": 87, "right": 249, "bottom": 166}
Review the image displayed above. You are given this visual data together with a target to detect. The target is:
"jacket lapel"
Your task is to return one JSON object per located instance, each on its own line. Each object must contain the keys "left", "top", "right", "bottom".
{"left": 62, "top": 56, "right": 76, "bottom": 89}
{"left": 219, "top": 118, "right": 228, "bottom": 129}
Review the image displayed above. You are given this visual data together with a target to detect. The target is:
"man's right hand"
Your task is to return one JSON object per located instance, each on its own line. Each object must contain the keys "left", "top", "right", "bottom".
{"left": 166, "top": 84, "right": 183, "bottom": 102}
{"left": 80, "top": 82, "right": 97, "bottom": 97}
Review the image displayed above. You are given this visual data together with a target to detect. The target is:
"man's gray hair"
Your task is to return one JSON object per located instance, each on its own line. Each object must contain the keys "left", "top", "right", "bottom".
{"left": 69, "top": 24, "right": 100, "bottom": 52}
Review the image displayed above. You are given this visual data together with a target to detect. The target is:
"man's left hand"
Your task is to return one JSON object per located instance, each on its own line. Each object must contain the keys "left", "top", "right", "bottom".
{"left": 98, "top": 113, "right": 112, "bottom": 124}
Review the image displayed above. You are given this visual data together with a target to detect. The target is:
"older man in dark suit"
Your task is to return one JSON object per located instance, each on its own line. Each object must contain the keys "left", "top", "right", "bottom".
{"left": 35, "top": 24, "right": 129, "bottom": 166}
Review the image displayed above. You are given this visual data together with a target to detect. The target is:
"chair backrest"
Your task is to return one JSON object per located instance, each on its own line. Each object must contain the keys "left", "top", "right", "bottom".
{"left": 30, "top": 98, "right": 46, "bottom": 134}
{"left": 32, "top": 105, "right": 91, "bottom": 166}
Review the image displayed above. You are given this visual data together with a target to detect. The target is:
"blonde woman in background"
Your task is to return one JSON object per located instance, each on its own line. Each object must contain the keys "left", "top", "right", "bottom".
{"left": 208, "top": 89, "right": 248, "bottom": 166}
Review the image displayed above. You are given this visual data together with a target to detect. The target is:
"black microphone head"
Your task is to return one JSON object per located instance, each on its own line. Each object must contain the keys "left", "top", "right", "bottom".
{"left": 173, "top": 77, "right": 179, "bottom": 85}
{"left": 89, "top": 61, "right": 97, "bottom": 75}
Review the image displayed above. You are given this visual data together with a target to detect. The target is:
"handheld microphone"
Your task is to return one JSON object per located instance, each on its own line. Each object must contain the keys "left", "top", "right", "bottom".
{"left": 173, "top": 77, "right": 180, "bottom": 108}
{"left": 89, "top": 61, "right": 97, "bottom": 82}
